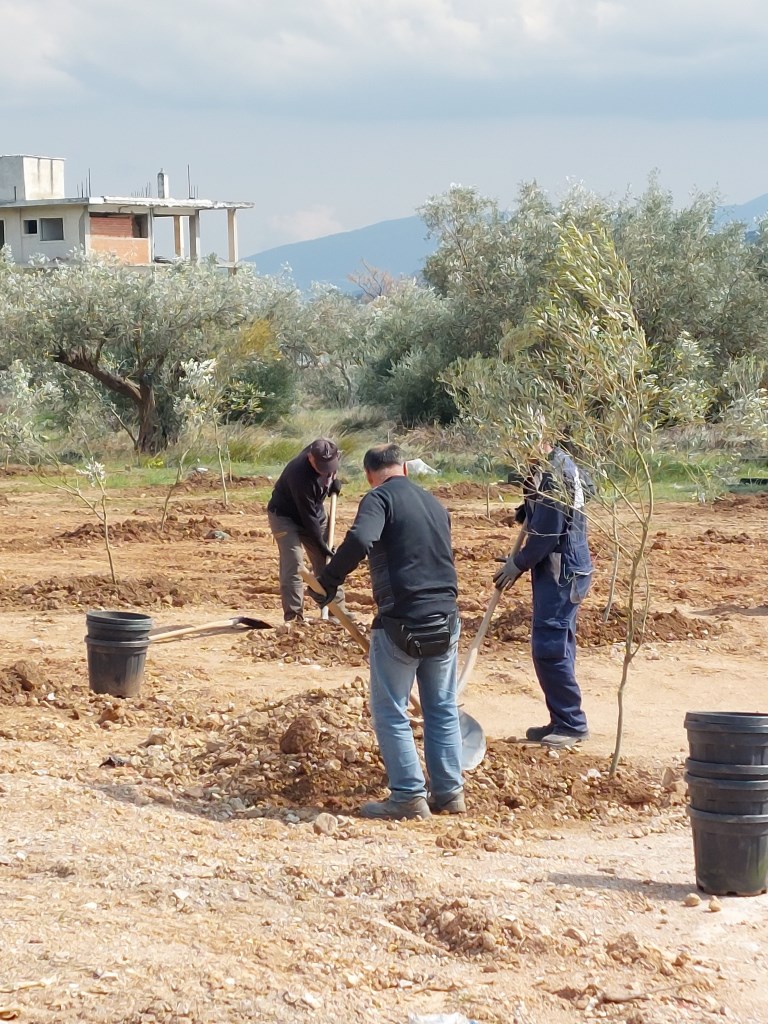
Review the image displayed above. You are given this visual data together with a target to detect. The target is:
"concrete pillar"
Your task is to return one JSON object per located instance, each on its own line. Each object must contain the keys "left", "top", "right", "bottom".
{"left": 189, "top": 211, "right": 200, "bottom": 263}
{"left": 227, "top": 207, "right": 238, "bottom": 274}
{"left": 173, "top": 215, "right": 184, "bottom": 258}
{"left": 148, "top": 209, "right": 155, "bottom": 264}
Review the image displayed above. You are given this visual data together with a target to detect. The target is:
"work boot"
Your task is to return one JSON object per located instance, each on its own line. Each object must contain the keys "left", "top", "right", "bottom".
{"left": 359, "top": 796, "right": 431, "bottom": 820}
{"left": 525, "top": 723, "right": 555, "bottom": 742}
{"left": 428, "top": 791, "right": 466, "bottom": 815}
{"left": 540, "top": 728, "right": 589, "bottom": 749}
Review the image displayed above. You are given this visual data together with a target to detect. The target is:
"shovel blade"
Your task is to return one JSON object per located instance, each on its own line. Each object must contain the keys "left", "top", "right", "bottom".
{"left": 459, "top": 709, "right": 486, "bottom": 771}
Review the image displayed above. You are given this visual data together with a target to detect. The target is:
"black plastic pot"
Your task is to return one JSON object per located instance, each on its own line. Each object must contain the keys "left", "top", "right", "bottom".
{"left": 684, "top": 711, "right": 768, "bottom": 765}
{"left": 86, "top": 610, "right": 153, "bottom": 642}
{"left": 85, "top": 636, "right": 149, "bottom": 697}
{"left": 685, "top": 758, "right": 768, "bottom": 781}
{"left": 685, "top": 773, "right": 768, "bottom": 816}
{"left": 688, "top": 807, "right": 768, "bottom": 896}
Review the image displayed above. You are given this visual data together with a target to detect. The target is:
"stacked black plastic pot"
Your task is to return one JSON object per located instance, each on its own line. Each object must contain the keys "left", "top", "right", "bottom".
{"left": 85, "top": 610, "right": 153, "bottom": 697}
{"left": 684, "top": 711, "right": 768, "bottom": 896}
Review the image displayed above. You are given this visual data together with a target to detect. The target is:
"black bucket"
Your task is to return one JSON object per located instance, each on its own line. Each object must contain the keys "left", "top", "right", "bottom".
{"left": 86, "top": 610, "right": 153, "bottom": 642}
{"left": 688, "top": 807, "right": 768, "bottom": 896}
{"left": 686, "top": 758, "right": 768, "bottom": 781}
{"left": 684, "top": 711, "right": 768, "bottom": 765}
{"left": 85, "top": 636, "right": 150, "bottom": 697}
{"left": 685, "top": 773, "right": 768, "bottom": 816}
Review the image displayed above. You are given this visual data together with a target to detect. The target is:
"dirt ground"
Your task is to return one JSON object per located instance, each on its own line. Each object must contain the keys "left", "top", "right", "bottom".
{"left": 1, "top": 473, "right": 767, "bottom": 1024}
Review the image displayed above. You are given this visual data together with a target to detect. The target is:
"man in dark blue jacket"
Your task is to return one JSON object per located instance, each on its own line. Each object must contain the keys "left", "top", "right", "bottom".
{"left": 312, "top": 443, "right": 463, "bottom": 820}
{"left": 494, "top": 445, "right": 593, "bottom": 747}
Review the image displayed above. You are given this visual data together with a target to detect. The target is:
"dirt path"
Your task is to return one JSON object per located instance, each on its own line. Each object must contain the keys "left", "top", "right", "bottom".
{"left": 1, "top": 477, "right": 767, "bottom": 1023}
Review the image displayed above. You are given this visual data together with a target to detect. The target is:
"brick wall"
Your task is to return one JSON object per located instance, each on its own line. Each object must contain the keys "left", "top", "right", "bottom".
{"left": 89, "top": 235, "right": 151, "bottom": 264}
{"left": 90, "top": 214, "right": 134, "bottom": 238}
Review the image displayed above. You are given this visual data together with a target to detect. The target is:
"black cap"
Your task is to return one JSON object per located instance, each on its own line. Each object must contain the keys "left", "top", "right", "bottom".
{"left": 308, "top": 438, "right": 340, "bottom": 473}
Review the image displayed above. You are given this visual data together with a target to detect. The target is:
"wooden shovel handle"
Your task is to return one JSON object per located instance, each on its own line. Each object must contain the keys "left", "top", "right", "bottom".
{"left": 301, "top": 569, "right": 429, "bottom": 717}
{"left": 457, "top": 522, "right": 527, "bottom": 698}
{"left": 321, "top": 493, "right": 339, "bottom": 622}
{"left": 327, "top": 492, "right": 338, "bottom": 550}
{"left": 301, "top": 569, "right": 370, "bottom": 654}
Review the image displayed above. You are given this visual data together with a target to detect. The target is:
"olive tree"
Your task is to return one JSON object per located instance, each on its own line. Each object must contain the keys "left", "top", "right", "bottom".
{"left": 0, "top": 256, "right": 292, "bottom": 453}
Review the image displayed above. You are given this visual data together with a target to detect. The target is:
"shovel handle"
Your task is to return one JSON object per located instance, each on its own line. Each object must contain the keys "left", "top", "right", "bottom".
{"left": 457, "top": 522, "right": 527, "bottom": 698}
{"left": 321, "top": 493, "right": 339, "bottom": 622}
{"left": 327, "top": 492, "right": 338, "bottom": 549}
{"left": 302, "top": 569, "right": 370, "bottom": 654}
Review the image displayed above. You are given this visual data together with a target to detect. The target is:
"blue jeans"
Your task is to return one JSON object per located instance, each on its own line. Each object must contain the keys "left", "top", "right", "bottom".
{"left": 368, "top": 621, "right": 463, "bottom": 804}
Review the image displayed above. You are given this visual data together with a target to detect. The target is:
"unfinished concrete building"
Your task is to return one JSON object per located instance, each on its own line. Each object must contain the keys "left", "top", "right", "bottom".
{"left": 0, "top": 155, "right": 253, "bottom": 268}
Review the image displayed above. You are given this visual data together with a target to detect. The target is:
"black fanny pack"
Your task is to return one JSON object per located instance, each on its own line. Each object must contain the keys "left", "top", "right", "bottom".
{"left": 381, "top": 612, "right": 456, "bottom": 659}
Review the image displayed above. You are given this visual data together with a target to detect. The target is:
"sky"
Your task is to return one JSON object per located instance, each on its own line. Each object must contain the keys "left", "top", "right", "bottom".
{"left": 2, "top": 0, "right": 768, "bottom": 258}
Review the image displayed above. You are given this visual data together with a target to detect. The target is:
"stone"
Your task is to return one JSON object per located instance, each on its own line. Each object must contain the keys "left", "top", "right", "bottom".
{"left": 708, "top": 897, "right": 722, "bottom": 913}
{"left": 279, "top": 715, "right": 321, "bottom": 754}
{"left": 683, "top": 892, "right": 702, "bottom": 907}
{"left": 312, "top": 813, "right": 338, "bottom": 836}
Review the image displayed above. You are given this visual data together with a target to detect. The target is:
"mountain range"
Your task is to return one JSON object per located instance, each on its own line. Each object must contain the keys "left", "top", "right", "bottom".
{"left": 245, "top": 194, "right": 768, "bottom": 293}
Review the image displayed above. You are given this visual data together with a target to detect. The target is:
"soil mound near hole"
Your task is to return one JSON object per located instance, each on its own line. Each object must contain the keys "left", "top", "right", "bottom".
{"left": 241, "top": 621, "right": 367, "bottom": 668}
{"left": 714, "top": 492, "right": 768, "bottom": 510}
{"left": 0, "top": 660, "right": 46, "bottom": 703}
{"left": 179, "top": 471, "right": 273, "bottom": 492}
{"left": 54, "top": 515, "right": 242, "bottom": 546}
{"left": 463, "top": 604, "right": 713, "bottom": 648}
{"left": 432, "top": 482, "right": 505, "bottom": 500}
{"left": 0, "top": 574, "right": 194, "bottom": 612}
{"left": 115, "top": 679, "right": 683, "bottom": 829}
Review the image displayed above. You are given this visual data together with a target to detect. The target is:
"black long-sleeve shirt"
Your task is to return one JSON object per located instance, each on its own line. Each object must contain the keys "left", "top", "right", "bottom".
{"left": 320, "top": 475, "right": 457, "bottom": 625}
{"left": 267, "top": 446, "right": 333, "bottom": 554}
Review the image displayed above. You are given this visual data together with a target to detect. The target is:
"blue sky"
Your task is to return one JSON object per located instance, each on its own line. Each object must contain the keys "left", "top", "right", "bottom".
{"left": 2, "top": 0, "right": 768, "bottom": 256}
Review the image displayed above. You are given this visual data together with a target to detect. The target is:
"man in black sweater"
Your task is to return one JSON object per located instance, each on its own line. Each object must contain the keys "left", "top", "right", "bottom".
{"left": 267, "top": 438, "right": 342, "bottom": 622}
{"left": 312, "top": 443, "right": 464, "bottom": 820}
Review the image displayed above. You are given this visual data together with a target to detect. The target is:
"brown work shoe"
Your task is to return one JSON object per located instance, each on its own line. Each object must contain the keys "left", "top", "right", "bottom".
{"left": 359, "top": 797, "right": 431, "bottom": 820}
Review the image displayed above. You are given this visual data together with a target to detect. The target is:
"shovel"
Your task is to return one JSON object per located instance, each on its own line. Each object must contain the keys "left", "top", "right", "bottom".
{"left": 149, "top": 614, "right": 272, "bottom": 642}
{"left": 457, "top": 522, "right": 526, "bottom": 698}
{"left": 302, "top": 569, "right": 486, "bottom": 771}
{"left": 320, "top": 492, "right": 338, "bottom": 623}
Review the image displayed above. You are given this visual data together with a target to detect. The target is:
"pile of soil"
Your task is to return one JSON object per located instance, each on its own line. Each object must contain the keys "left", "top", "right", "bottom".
{"left": 465, "top": 604, "right": 714, "bottom": 649}
{"left": 698, "top": 528, "right": 758, "bottom": 545}
{"left": 178, "top": 471, "right": 273, "bottom": 492}
{"left": 432, "top": 482, "right": 505, "bottom": 500}
{"left": 240, "top": 621, "right": 368, "bottom": 667}
{"left": 0, "top": 659, "right": 48, "bottom": 705}
{"left": 0, "top": 574, "right": 194, "bottom": 611}
{"left": 713, "top": 492, "right": 768, "bottom": 511}
{"left": 54, "top": 515, "right": 243, "bottom": 546}
{"left": 107, "top": 677, "right": 684, "bottom": 829}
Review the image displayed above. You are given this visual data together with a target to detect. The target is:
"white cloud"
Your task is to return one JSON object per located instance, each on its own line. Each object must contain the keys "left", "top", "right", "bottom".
{"left": 1, "top": 0, "right": 766, "bottom": 108}
{"left": 268, "top": 205, "right": 345, "bottom": 244}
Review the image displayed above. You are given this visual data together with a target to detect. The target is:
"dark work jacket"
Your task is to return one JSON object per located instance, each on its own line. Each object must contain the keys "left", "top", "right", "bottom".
{"left": 267, "top": 446, "right": 332, "bottom": 554}
{"left": 320, "top": 475, "right": 458, "bottom": 626}
{"left": 513, "top": 447, "right": 593, "bottom": 584}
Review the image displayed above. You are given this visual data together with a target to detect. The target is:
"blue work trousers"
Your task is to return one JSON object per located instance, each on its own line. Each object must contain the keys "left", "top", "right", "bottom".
{"left": 368, "top": 622, "right": 463, "bottom": 804}
{"left": 530, "top": 555, "right": 590, "bottom": 733}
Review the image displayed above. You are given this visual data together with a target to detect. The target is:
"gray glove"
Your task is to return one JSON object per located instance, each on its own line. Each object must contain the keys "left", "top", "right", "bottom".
{"left": 493, "top": 554, "right": 523, "bottom": 591}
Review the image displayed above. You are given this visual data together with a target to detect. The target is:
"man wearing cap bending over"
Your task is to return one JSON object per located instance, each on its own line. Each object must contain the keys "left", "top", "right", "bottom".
{"left": 267, "top": 439, "right": 343, "bottom": 623}
{"left": 310, "top": 443, "right": 464, "bottom": 820}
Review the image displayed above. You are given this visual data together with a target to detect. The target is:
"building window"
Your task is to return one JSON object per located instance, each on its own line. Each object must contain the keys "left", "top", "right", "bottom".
{"left": 23, "top": 219, "right": 38, "bottom": 235}
{"left": 40, "top": 217, "right": 65, "bottom": 241}
{"left": 0, "top": 221, "right": 5, "bottom": 248}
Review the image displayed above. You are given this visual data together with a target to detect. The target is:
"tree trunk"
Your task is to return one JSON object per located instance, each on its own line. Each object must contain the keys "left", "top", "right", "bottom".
{"left": 137, "top": 375, "right": 164, "bottom": 454}
{"left": 53, "top": 351, "right": 169, "bottom": 453}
